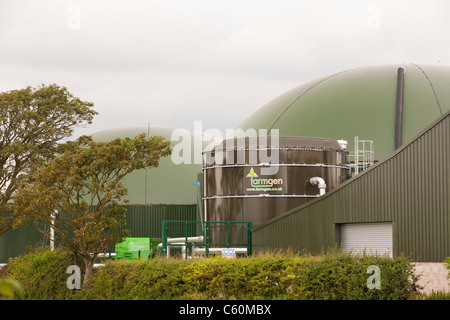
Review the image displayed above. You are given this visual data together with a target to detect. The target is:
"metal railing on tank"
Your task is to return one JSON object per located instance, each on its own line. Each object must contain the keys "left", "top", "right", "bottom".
{"left": 347, "top": 136, "right": 375, "bottom": 175}
{"left": 161, "top": 220, "right": 252, "bottom": 259}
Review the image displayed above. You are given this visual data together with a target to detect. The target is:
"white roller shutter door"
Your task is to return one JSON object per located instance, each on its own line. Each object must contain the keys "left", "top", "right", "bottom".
{"left": 340, "top": 222, "right": 393, "bottom": 258}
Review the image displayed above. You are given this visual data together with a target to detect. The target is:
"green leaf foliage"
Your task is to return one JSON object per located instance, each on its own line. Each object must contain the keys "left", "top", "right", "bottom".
{"left": 80, "top": 251, "right": 420, "bottom": 300}
{"left": 0, "top": 84, "right": 96, "bottom": 235}
{"left": 0, "top": 279, "right": 24, "bottom": 300}
{"left": 0, "top": 249, "right": 422, "bottom": 300}
{"left": 13, "top": 133, "right": 171, "bottom": 286}
{"left": 0, "top": 247, "right": 76, "bottom": 300}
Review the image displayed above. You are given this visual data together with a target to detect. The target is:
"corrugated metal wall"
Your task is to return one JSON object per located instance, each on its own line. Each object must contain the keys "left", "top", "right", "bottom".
{"left": 120, "top": 204, "right": 199, "bottom": 238}
{"left": 0, "top": 204, "right": 199, "bottom": 262}
{"left": 252, "top": 110, "right": 450, "bottom": 262}
{"left": 0, "top": 224, "right": 45, "bottom": 263}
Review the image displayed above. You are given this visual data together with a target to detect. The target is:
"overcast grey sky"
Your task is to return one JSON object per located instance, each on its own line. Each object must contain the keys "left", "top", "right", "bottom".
{"left": 0, "top": 0, "right": 449, "bottom": 139}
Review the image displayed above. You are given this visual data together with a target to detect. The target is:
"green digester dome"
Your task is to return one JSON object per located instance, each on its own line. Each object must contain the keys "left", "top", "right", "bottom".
{"left": 237, "top": 64, "right": 450, "bottom": 161}
{"left": 91, "top": 125, "right": 216, "bottom": 204}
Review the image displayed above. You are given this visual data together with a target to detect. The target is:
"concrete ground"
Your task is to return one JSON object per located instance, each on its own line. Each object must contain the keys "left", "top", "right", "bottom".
{"left": 413, "top": 262, "right": 450, "bottom": 294}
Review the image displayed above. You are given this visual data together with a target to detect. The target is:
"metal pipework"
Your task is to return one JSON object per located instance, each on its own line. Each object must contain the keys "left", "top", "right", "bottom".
{"left": 310, "top": 177, "right": 327, "bottom": 196}
{"left": 159, "top": 235, "right": 204, "bottom": 259}
{"left": 165, "top": 235, "right": 204, "bottom": 244}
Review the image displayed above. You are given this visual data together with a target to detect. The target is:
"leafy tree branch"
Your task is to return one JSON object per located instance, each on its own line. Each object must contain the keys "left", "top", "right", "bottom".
{"left": 13, "top": 134, "right": 171, "bottom": 287}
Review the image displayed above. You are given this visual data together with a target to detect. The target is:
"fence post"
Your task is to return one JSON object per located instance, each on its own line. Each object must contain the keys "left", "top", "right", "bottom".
{"left": 185, "top": 222, "right": 189, "bottom": 260}
{"left": 247, "top": 222, "right": 252, "bottom": 256}
{"left": 162, "top": 220, "right": 167, "bottom": 257}
{"left": 226, "top": 222, "right": 230, "bottom": 248}
{"left": 205, "top": 221, "right": 210, "bottom": 258}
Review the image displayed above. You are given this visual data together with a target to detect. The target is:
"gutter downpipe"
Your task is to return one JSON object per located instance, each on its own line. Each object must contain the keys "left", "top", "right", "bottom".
{"left": 395, "top": 67, "right": 405, "bottom": 150}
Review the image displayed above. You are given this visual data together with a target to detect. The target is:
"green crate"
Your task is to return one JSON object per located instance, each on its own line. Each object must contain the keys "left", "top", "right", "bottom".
{"left": 115, "top": 237, "right": 162, "bottom": 260}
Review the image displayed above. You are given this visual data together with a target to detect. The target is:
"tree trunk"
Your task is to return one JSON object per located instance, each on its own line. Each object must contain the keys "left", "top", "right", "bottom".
{"left": 82, "top": 256, "right": 96, "bottom": 288}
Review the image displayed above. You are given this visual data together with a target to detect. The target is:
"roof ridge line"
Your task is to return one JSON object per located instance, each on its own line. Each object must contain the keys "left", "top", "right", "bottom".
{"left": 411, "top": 63, "right": 443, "bottom": 115}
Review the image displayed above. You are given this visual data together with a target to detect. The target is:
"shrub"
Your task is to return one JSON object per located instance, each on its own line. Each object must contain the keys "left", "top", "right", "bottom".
{"left": 1, "top": 248, "right": 420, "bottom": 300}
{"left": 0, "top": 246, "right": 78, "bottom": 300}
{"left": 83, "top": 250, "right": 419, "bottom": 300}
{"left": 82, "top": 258, "right": 187, "bottom": 300}
{"left": 289, "top": 251, "right": 419, "bottom": 300}
{"left": 445, "top": 257, "right": 450, "bottom": 279}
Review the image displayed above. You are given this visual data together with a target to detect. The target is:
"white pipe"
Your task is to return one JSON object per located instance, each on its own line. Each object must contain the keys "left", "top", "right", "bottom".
{"left": 157, "top": 235, "right": 204, "bottom": 259}
{"left": 337, "top": 139, "right": 348, "bottom": 150}
{"left": 50, "top": 210, "right": 56, "bottom": 251}
{"left": 90, "top": 253, "right": 116, "bottom": 258}
{"left": 310, "top": 177, "right": 326, "bottom": 196}
{"left": 193, "top": 248, "right": 248, "bottom": 254}
{"left": 156, "top": 236, "right": 203, "bottom": 250}
{"left": 166, "top": 235, "right": 203, "bottom": 244}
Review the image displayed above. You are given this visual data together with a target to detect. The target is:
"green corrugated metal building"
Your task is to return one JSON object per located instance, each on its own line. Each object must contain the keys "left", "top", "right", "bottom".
{"left": 252, "top": 109, "right": 450, "bottom": 262}
{"left": 234, "top": 64, "right": 450, "bottom": 262}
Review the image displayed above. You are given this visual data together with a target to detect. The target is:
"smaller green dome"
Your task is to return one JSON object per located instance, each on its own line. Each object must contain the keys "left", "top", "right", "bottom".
{"left": 91, "top": 125, "right": 216, "bottom": 204}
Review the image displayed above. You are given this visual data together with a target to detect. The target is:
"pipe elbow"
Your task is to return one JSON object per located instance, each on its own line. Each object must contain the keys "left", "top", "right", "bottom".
{"left": 310, "top": 177, "right": 327, "bottom": 195}
{"left": 310, "top": 177, "right": 326, "bottom": 189}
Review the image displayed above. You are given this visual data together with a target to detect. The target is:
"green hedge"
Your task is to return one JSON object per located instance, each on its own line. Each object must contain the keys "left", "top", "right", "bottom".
{"left": 0, "top": 247, "right": 79, "bottom": 300}
{"left": 82, "top": 252, "right": 419, "bottom": 300}
{"left": 0, "top": 248, "right": 420, "bottom": 300}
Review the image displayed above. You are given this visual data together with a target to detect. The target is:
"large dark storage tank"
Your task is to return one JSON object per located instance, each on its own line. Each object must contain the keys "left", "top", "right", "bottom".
{"left": 202, "top": 136, "right": 349, "bottom": 244}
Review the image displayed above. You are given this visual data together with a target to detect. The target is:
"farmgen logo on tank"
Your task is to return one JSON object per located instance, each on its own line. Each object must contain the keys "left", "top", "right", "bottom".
{"left": 245, "top": 167, "right": 284, "bottom": 192}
